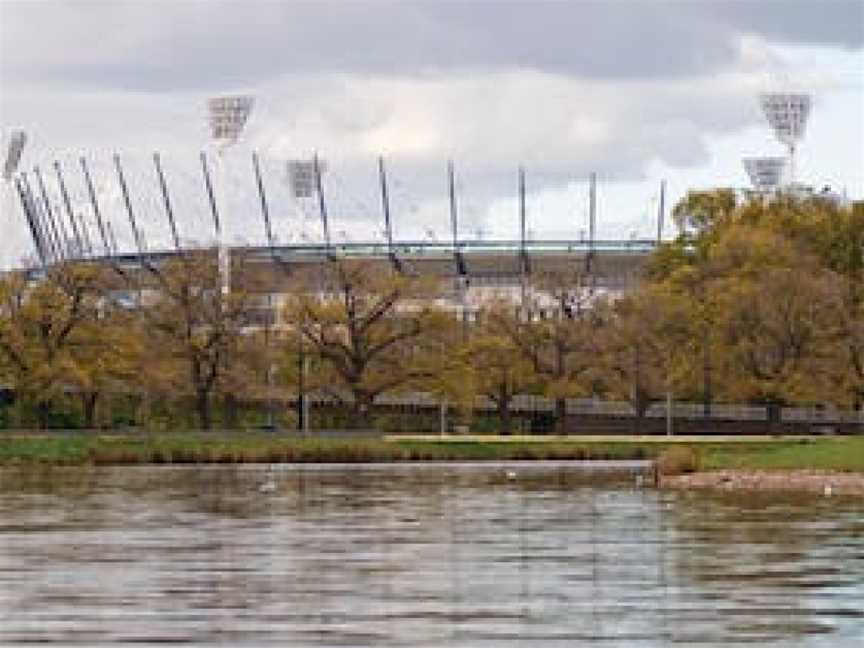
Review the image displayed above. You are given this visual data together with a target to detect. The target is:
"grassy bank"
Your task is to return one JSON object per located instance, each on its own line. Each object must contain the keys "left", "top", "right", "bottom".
{"left": 0, "top": 433, "right": 862, "bottom": 472}
{"left": 0, "top": 434, "right": 655, "bottom": 466}
{"left": 696, "top": 436, "right": 864, "bottom": 473}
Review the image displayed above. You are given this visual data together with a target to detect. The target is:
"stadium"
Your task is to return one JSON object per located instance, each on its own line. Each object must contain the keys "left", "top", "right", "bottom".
{"left": 1, "top": 89, "right": 839, "bottom": 309}
{"left": 4, "top": 88, "right": 861, "bottom": 437}
{"left": 2, "top": 97, "right": 662, "bottom": 317}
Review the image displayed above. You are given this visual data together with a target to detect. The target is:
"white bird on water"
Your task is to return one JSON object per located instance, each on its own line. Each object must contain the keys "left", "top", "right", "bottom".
{"left": 823, "top": 484, "right": 833, "bottom": 497}
{"left": 506, "top": 470, "right": 517, "bottom": 480}
{"left": 259, "top": 479, "right": 276, "bottom": 494}
{"left": 258, "top": 467, "right": 277, "bottom": 494}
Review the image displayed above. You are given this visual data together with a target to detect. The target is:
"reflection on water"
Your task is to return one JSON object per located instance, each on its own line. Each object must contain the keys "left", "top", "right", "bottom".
{"left": 0, "top": 462, "right": 861, "bottom": 647}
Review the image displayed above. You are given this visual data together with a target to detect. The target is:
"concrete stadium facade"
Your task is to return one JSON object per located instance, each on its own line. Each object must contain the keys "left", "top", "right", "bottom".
{"left": 95, "top": 238, "right": 656, "bottom": 322}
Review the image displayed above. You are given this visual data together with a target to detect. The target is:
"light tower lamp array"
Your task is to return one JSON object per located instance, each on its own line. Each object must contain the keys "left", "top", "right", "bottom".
{"left": 2, "top": 131, "right": 27, "bottom": 271}
{"left": 759, "top": 92, "right": 812, "bottom": 187}
{"left": 2, "top": 131, "right": 27, "bottom": 182}
{"left": 742, "top": 156, "right": 787, "bottom": 193}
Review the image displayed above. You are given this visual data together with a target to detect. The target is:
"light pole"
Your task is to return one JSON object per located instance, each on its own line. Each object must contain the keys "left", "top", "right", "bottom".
{"left": 297, "top": 338, "right": 310, "bottom": 435}
{"left": 2, "top": 130, "right": 27, "bottom": 271}
{"left": 206, "top": 95, "right": 254, "bottom": 295}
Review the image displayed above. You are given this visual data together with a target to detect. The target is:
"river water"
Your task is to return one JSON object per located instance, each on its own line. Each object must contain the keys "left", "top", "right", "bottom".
{"left": 0, "top": 462, "right": 861, "bottom": 646}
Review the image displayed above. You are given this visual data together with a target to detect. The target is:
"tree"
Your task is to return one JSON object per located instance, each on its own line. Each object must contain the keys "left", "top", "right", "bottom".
{"left": 496, "top": 269, "right": 600, "bottom": 430}
{"left": 809, "top": 203, "right": 864, "bottom": 412}
{"left": 595, "top": 286, "right": 695, "bottom": 428}
{"left": 653, "top": 193, "right": 864, "bottom": 422}
{"left": 282, "top": 260, "right": 447, "bottom": 426}
{"left": 468, "top": 301, "right": 539, "bottom": 435}
{"left": 65, "top": 304, "right": 143, "bottom": 428}
{"left": 672, "top": 188, "right": 737, "bottom": 239}
{"left": 139, "top": 252, "right": 259, "bottom": 430}
{"left": 810, "top": 276, "right": 864, "bottom": 415}
{"left": 0, "top": 264, "right": 109, "bottom": 428}
{"left": 838, "top": 285, "right": 864, "bottom": 412}
{"left": 712, "top": 263, "right": 837, "bottom": 424}
{"left": 409, "top": 310, "right": 475, "bottom": 428}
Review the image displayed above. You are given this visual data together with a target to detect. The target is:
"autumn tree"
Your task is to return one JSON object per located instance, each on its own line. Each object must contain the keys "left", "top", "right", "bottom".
{"left": 654, "top": 192, "right": 860, "bottom": 422}
{"left": 595, "top": 286, "right": 695, "bottom": 428}
{"left": 139, "top": 252, "right": 260, "bottom": 430}
{"left": 712, "top": 263, "right": 839, "bottom": 424}
{"left": 672, "top": 188, "right": 737, "bottom": 241}
{"left": 835, "top": 283, "right": 864, "bottom": 412}
{"left": 496, "top": 269, "right": 600, "bottom": 430}
{"left": 282, "top": 259, "right": 447, "bottom": 426}
{"left": 0, "top": 264, "right": 114, "bottom": 428}
{"left": 810, "top": 203, "right": 864, "bottom": 412}
{"left": 468, "top": 301, "right": 539, "bottom": 435}
{"left": 407, "top": 307, "right": 474, "bottom": 425}
{"left": 65, "top": 302, "right": 143, "bottom": 428}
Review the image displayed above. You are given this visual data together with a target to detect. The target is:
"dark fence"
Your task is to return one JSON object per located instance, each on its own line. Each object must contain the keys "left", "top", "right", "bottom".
{"left": 2, "top": 390, "right": 862, "bottom": 435}
{"left": 294, "top": 394, "right": 863, "bottom": 436}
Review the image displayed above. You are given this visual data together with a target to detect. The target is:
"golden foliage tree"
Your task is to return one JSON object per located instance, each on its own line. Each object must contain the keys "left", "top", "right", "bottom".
{"left": 654, "top": 192, "right": 862, "bottom": 423}
{"left": 712, "top": 264, "right": 839, "bottom": 423}
{"left": 468, "top": 301, "right": 540, "bottom": 434}
{"left": 495, "top": 269, "right": 600, "bottom": 430}
{"left": 139, "top": 252, "right": 260, "bottom": 430}
{"left": 595, "top": 285, "right": 694, "bottom": 426}
{"left": 0, "top": 264, "right": 126, "bottom": 428}
{"left": 282, "top": 260, "right": 447, "bottom": 425}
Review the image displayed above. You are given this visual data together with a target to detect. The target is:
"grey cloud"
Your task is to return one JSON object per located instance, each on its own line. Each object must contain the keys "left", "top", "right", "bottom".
{"left": 3, "top": 1, "right": 859, "bottom": 265}
{"left": 705, "top": 0, "right": 864, "bottom": 50}
{"left": 2, "top": 1, "right": 861, "bottom": 92}
{"left": 2, "top": 66, "right": 759, "bottom": 259}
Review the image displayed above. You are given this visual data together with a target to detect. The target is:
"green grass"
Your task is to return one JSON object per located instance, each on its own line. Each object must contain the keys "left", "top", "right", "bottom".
{"left": 403, "top": 435, "right": 864, "bottom": 473}
{"left": 0, "top": 434, "right": 653, "bottom": 466}
{"left": 697, "top": 436, "right": 864, "bottom": 473}
{"left": 0, "top": 433, "right": 862, "bottom": 473}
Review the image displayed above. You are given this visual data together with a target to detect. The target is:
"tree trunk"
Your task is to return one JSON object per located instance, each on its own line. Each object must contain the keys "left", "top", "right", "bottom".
{"left": 554, "top": 342, "right": 567, "bottom": 433}
{"left": 498, "top": 387, "right": 512, "bottom": 436}
{"left": 636, "top": 397, "right": 650, "bottom": 434}
{"left": 138, "top": 391, "right": 150, "bottom": 430}
{"left": 554, "top": 397, "right": 567, "bottom": 433}
{"left": 351, "top": 391, "right": 373, "bottom": 429}
{"left": 766, "top": 400, "right": 782, "bottom": 433}
{"left": 82, "top": 391, "right": 99, "bottom": 429}
{"left": 196, "top": 389, "right": 212, "bottom": 430}
{"left": 702, "top": 333, "right": 712, "bottom": 419}
{"left": 632, "top": 344, "right": 643, "bottom": 434}
{"left": 224, "top": 393, "right": 238, "bottom": 430}
{"left": 36, "top": 400, "right": 51, "bottom": 430}
{"left": 857, "top": 397, "right": 864, "bottom": 432}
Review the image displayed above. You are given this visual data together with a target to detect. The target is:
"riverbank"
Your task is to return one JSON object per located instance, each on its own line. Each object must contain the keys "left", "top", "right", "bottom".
{"left": 0, "top": 434, "right": 660, "bottom": 466}
{"left": 1, "top": 433, "right": 862, "bottom": 474}
{"left": 663, "top": 470, "right": 864, "bottom": 496}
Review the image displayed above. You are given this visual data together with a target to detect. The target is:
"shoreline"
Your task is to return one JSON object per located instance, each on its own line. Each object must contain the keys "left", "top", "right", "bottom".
{"left": 1, "top": 435, "right": 862, "bottom": 486}
{"left": 662, "top": 469, "right": 864, "bottom": 496}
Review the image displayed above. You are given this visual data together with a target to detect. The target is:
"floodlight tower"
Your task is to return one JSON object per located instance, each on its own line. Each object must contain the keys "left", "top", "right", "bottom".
{"left": 759, "top": 93, "right": 811, "bottom": 186}
{"left": 2, "top": 130, "right": 27, "bottom": 270}
{"left": 207, "top": 95, "right": 254, "bottom": 294}
{"left": 743, "top": 157, "right": 787, "bottom": 194}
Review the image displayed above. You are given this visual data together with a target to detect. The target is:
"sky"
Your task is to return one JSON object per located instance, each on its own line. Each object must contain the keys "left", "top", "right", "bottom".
{"left": 1, "top": 0, "right": 862, "bottom": 267}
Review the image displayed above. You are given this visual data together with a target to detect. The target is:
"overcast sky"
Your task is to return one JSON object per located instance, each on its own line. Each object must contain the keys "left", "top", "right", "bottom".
{"left": 1, "top": 0, "right": 862, "bottom": 266}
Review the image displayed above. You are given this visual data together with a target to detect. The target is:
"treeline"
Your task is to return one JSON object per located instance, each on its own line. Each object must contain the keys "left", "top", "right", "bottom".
{"left": 0, "top": 191, "right": 861, "bottom": 432}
